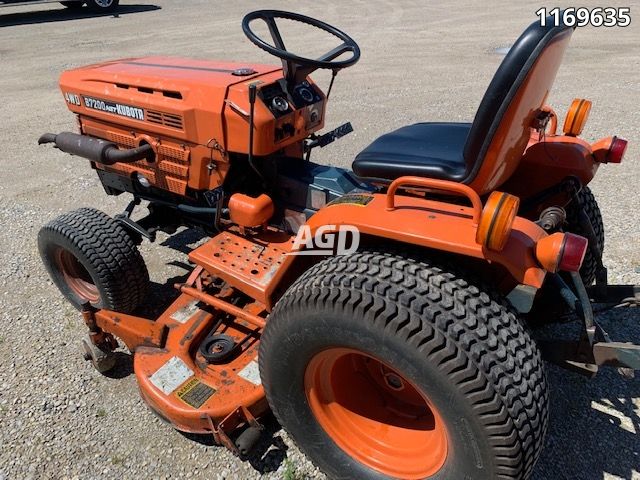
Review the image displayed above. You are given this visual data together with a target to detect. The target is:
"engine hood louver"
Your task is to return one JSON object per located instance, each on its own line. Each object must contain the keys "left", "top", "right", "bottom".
{"left": 146, "top": 110, "right": 184, "bottom": 130}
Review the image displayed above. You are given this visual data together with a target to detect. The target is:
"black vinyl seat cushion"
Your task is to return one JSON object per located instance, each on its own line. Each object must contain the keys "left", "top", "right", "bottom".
{"left": 352, "top": 122, "right": 472, "bottom": 182}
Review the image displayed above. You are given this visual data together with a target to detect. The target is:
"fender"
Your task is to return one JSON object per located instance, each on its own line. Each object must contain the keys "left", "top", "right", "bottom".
{"left": 503, "top": 134, "right": 598, "bottom": 201}
{"left": 189, "top": 179, "right": 548, "bottom": 310}
{"left": 303, "top": 190, "right": 547, "bottom": 289}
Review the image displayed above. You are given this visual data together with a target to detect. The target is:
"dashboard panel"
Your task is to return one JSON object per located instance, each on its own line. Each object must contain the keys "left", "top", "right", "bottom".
{"left": 223, "top": 70, "right": 327, "bottom": 156}
{"left": 258, "top": 79, "right": 324, "bottom": 144}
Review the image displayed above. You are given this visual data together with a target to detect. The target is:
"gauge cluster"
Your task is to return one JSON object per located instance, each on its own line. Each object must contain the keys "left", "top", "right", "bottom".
{"left": 258, "top": 81, "right": 291, "bottom": 118}
{"left": 258, "top": 79, "right": 325, "bottom": 144}
{"left": 292, "top": 81, "right": 323, "bottom": 107}
{"left": 259, "top": 80, "right": 322, "bottom": 117}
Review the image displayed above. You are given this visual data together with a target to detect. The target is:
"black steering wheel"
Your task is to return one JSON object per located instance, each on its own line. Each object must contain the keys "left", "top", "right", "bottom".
{"left": 242, "top": 10, "right": 360, "bottom": 80}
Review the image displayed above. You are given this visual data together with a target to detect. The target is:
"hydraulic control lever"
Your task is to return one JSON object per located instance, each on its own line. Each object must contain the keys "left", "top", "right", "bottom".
{"left": 304, "top": 122, "right": 353, "bottom": 160}
{"left": 247, "top": 83, "right": 266, "bottom": 185}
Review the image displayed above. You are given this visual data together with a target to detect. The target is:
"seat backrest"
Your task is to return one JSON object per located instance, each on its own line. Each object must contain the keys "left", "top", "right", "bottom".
{"left": 463, "top": 19, "right": 574, "bottom": 194}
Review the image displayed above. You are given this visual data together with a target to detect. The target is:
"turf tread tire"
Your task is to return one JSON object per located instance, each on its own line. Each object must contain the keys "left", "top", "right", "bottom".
{"left": 38, "top": 207, "right": 148, "bottom": 313}
{"left": 566, "top": 186, "right": 605, "bottom": 285}
{"left": 260, "top": 250, "right": 548, "bottom": 479}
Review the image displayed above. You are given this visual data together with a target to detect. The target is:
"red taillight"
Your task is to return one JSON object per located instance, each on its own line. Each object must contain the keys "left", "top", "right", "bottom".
{"left": 536, "top": 232, "right": 589, "bottom": 273}
{"left": 608, "top": 136, "right": 628, "bottom": 163}
{"left": 558, "top": 233, "right": 589, "bottom": 272}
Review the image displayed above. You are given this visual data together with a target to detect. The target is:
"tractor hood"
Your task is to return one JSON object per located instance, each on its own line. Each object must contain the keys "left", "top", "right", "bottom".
{"left": 62, "top": 56, "right": 280, "bottom": 94}
{"left": 58, "top": 56, "right": 283, "bottom": 145}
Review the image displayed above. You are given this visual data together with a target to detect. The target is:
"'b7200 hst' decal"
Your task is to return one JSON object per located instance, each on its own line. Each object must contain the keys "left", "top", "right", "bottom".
{"left": 82, "top": 96, "right": 145, "bottom": 121}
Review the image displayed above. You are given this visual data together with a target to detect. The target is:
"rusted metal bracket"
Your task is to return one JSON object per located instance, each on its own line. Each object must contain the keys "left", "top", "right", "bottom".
{"left": 539, "top": 274, "right": 640, "bottom": 378}
{"left": 81, "top": 303, "right": 118, "bottom": 350}
{"left": 205, "top": 414, "right": 237, "bottom": 454}
{"left": 92, "top": 309, "right": 167, "bottom": 352}
{"left": 177, "top": 284, "right": 266, "bottom": 329}
{"left": 204, "top": 406, "right": 264, "bottom": 455}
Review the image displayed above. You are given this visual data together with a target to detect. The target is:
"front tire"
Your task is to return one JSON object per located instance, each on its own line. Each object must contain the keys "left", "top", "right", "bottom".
{"left": 260, "top": 251, "right": 548, "bottom": 479}
{"left": 38, "top": 207, "right": 149, "bottom": 313}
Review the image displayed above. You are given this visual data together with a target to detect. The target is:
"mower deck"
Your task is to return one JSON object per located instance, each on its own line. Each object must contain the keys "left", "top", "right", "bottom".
{"left": 82, "top": 261, "right": 270, "bottom": 452}
{"left": 135, "top": 293, "right": 266, "bottom": 432}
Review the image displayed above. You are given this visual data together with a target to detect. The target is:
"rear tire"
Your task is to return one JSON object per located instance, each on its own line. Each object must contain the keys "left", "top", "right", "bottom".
{"left": 260, "top": 250, "right": 548, "bottom": 479}
{"left": 38, "top": 207, "right": 149, "bottom": 313}
{"left": 565, "top": 186, "right": 604, "bottom": 285}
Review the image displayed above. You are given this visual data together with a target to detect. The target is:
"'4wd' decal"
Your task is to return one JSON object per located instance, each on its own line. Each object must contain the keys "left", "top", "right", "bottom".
{"left": 64, "top": 92, "right": 81, "bottom": 106}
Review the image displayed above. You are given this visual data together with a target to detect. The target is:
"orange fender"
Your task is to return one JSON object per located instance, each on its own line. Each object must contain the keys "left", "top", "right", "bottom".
{"left": 304, "top": 191, "right": 547, "bottom": 289}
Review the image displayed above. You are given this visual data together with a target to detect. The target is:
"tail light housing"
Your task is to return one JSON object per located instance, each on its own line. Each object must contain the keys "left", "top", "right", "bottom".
{"left": 535, "top": 232, "right": 588, "bottom": 273}
{"left": 558, "top": 233, "right": 589, "bottom": 272}
{"left": 476, "top": 191, "right": 520, "bottom": 252}
{"left": 607, "top": 136, "right": 628, "bottom": 163}
{"left": 592, "top": 136, "right": 628, "bottom": 163}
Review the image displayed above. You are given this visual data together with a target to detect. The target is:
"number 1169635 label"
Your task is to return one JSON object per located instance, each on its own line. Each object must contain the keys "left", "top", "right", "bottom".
{"left": 536, "top": 7, "right": 631, "bottom": 27}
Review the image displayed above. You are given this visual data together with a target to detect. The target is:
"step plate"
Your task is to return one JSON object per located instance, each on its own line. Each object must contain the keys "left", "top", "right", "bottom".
{"left": 189, "top": 229, "right": 295, "bottom": 307}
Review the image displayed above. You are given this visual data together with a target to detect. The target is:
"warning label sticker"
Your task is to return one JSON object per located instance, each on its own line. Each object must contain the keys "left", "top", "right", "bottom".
{"left": 327, "top": 194, "right": 374, "bottom": 207}
{"left": 175, "top": 377, "right": 216, "bottom": 408}
{"left": 149, "top": 356, "right": 193, "bottom": 395}
{"left": 170, "top": 300, "right": 200, "bottom": 324}
{"left": 238, "top": 359, "right": 261, "bottom": 386}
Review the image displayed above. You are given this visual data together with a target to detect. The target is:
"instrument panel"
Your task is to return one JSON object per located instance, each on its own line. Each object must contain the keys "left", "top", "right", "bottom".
{"left": 258, "top": 79, "right": 324, "bottom": 143}
{"left": 259, "top": 80, "right": 322, "bottom": 115}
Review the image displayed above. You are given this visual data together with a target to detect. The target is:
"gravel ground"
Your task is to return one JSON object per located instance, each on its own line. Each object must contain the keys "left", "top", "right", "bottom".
{"left": 0, "top": 1, "right": 639, "bottom": 479}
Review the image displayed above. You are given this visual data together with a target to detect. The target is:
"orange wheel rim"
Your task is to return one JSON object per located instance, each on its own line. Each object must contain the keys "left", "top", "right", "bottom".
{"left": 55, "top": 248, "right": 100, "bottom": 303}
{"left": 304, "top": 348, "right": 448, "bottom": 479}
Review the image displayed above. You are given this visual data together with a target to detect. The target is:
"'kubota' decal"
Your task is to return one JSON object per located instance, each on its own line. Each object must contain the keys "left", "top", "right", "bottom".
{"left": 82, "top": 95, "right": 145, "bottom": 121}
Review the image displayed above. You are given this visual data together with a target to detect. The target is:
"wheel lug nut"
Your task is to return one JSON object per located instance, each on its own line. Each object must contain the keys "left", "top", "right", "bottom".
{"left": 385, "top": 373, "right": 403, "bottom": 390}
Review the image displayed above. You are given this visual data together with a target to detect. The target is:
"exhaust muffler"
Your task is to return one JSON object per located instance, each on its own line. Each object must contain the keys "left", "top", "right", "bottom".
{"left": 38, "top": 132, "right": 154, "bottom": 165}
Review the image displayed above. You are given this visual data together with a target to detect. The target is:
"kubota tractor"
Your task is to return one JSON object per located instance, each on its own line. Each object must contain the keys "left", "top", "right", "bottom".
{"left": 38, "top": 10, "right": 639, "bottom": 480}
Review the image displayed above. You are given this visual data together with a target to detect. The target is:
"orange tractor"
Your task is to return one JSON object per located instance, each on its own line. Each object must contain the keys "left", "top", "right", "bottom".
{"left": 38, "top": 10, "right": 638, "bottom": 480}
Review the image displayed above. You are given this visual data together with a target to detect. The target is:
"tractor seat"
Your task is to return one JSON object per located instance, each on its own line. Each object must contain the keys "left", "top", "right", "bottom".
{"left": 352, "top": 122, "right": 471, "bottom": 182}
{"left": 352, "top": 17, "right": 574, "bottom": 192}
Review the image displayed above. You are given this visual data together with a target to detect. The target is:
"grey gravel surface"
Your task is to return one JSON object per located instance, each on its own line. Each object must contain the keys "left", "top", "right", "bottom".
{"left": 0, "top": 0, "right": 639, "bottom": 479}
